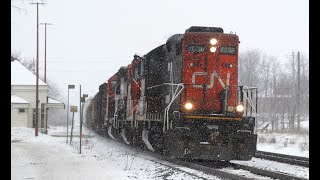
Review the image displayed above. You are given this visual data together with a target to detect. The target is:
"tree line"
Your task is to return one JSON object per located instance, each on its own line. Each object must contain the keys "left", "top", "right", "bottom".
{"left": 239, "top": 49, "right": 309, "bottom": 133}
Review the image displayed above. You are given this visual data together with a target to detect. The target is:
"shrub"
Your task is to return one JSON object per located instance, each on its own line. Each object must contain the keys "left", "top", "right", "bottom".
{"left": 258, "top": 136, "right": 266, "bottom": 143}
{"left": 269, "top": 137, "right": 276, "bottom": 144}
{"left": 299, "top": 142, "right": 309, "bottom": 151}
{"left": 289, "top": 139, "right": 296, "bottom": 145}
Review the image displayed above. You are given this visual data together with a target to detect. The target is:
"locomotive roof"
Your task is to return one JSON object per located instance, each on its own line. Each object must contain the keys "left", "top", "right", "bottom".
{"left": 185, "top": 26, "right": 224, "bottom": 33}
{"left": 166, "top": 34, "right": 184, "bottom": 44}
{"left": 145, "top": 44, "right": 166, "bottom": 58}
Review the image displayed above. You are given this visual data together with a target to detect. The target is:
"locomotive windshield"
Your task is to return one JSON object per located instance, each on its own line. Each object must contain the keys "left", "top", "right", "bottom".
{"left": 186, "top": 45, "right": 205, "bottom": 54}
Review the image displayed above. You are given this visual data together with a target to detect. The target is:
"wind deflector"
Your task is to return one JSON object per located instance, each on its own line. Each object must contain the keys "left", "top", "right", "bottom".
{"left": 186, "top": 26, "right": 224, "bottom": 33}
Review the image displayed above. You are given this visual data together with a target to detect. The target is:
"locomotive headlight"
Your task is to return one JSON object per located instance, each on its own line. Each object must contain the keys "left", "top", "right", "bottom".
{"left": 210, "top": 38, "right": 218, "bottom": 45}
{"left": 210, "top": 46, "right": 217, "bottom": 53}
{"left": 236, "top": 104, "right": 244, "bottom": 112}
{"left": 185, "top": 102, "right": 193, "bottom": 110}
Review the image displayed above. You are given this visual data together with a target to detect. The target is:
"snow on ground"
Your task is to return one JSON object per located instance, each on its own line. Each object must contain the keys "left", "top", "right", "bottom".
{"left": 256, "top": 132, "right": 309, "bottom": 158}
{"left": 11, "top": 124, "right": 309, "bottom": 180}
{"left": 11, "top": 126, "right": 223, "bottom": 180}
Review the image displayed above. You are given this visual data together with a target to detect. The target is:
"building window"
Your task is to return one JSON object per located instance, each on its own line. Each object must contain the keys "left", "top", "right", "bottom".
{"left": 18, "top": 108, "right": 25, "bottom": 113}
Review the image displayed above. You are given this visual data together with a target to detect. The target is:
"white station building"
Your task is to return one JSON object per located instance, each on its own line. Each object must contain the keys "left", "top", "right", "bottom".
{"left": 11, "top": 60, "right": 65, "bottom": 132}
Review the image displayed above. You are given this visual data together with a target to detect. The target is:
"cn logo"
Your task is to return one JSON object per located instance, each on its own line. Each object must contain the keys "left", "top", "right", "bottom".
{"left": 192, "top": 71, "right": 230, "bottom": 89}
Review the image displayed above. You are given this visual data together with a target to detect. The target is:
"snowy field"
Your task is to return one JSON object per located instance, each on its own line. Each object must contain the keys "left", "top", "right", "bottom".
{"left": 257, "top": 132, "right": 309, "bottom": 157}
{"left": 11, "top": 126, "right": 224, "bottom": 180}
{"left": 11, "top": 124, "right": 309, "bottom": 179}
{"left": 256, "top": 119, "right": 309, "bottom": 158}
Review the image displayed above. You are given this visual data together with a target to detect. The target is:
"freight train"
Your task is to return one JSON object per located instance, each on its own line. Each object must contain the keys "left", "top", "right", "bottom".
{"left": 85, "top": 26, "right": 258, "bottom": 161}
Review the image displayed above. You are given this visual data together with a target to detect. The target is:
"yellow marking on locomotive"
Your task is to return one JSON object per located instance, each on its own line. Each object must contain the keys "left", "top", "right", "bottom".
{"left": 184, "top": 115, "right": 241, "bottom": 120}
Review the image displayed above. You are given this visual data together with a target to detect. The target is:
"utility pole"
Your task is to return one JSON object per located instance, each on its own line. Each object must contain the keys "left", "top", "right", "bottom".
{"left": 291, "top": 51, "right": 296, "bottom": 131}
{"left": 40, "top": 22, "right": 53, "bottom": 134}
{"left": 80, "top": 93, "right": 88, "bottom": 154}
{"left": 78, "top": 85, "right": 81, "bottom": 148}
{"left": 297, "top": 51, "right": 301, "bottom": 132}
{"left": 70, "top": 106, "right": 77, "bottom": 145}
{"left": 67, "top": 85, "right": 75, "bottom": 143}
{"left": 40, "top": 22, "right": 53, "bottom": 83}
{"left": 30, "top": 2, "right": 45, "bottom": 136}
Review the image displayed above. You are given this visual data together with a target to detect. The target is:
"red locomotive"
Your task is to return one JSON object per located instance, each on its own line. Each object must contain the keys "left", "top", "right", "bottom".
{"left": 85, "top": 26, "right": 258, "bottom": 161}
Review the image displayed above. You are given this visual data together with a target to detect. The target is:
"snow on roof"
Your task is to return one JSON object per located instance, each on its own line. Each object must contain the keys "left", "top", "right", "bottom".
{"left": 48, "top": 97, "right": 63, "bottom": 104}
{"left": 11, "top": 95, "right": 29, "bottom": 104}
{"left": 11, "top": 60, "right": 47, "bottom": 86}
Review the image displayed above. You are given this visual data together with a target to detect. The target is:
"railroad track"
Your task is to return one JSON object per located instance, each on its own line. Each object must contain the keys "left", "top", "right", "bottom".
{"left": 143, "top": 150, "right": 308, "bottom": 180}
{"left": 188, "top": 159, "right": 308, "bottom": 180}
{"left": 88, "top": 130, "right": 309, "bottom": 179}
{"left": 255, "top": 150, "right": 309, "bottom": 167}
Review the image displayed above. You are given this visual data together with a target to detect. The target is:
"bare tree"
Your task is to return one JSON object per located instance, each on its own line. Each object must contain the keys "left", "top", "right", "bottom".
{"left": 239, "top": 49, "right": 309, "bottom": 133}
{"left": 239, "top": 49, "right": 267, "bottom": 131}
{"left": 238, "top": 49, "right": 263, "bottom": 87}
{"left": 297, "top": 53, "right": 309, "bottom": 132}
{"left": 11, "top": 51, "right": 21, "bottom": 62}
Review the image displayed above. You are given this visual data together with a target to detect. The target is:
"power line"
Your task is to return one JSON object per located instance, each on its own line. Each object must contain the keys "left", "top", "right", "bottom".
{"left": 11, "top": 5, "right": 28, "bottom": 12}
{"left": 45, "top": 70, "right": 116, "bottom": 72}
{"left": 47, "top": 61, "right": 127, "bottom": 64}
{"left": 47, "top": 56, "right": 132, "bottom": 59}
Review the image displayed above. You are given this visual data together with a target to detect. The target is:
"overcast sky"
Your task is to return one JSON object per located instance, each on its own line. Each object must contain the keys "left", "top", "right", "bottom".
{"left": 11, "top": 0, "right": 309, "bottom": 107}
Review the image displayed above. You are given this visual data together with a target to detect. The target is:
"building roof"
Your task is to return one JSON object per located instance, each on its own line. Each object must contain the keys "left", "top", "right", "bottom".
{"left": 47, "top": 97, "right": 65, "bottom": 109}
{"left": 11, "top": 95, "right": 29, "bottom": 104}
{"left": 48, "top": 97, "right": 63, "bottom": 104}
{"left": 11, "top": 60, "right": 47, "bottom": 86}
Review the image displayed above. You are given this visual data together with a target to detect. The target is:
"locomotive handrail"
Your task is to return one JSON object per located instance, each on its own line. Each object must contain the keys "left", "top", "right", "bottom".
{"left": 242, "top": 90, "right": 256, "bottom": 112}
{"left": 242, "top": 86, "right": 258, "bottom": 90}
{"left": 164, "top": 85, "right": 180, "bottom": 131}
{"left": 146, "top": 83, "right": 169, "bottom": 89}
{"left": 239, "top": 86, "right": 258, "bottom": 117}
{"left": 146, "top": 82, "right": 184, "bottom": 132}
{"left": 163, "top": 83, "right": 184, "bottom": 132}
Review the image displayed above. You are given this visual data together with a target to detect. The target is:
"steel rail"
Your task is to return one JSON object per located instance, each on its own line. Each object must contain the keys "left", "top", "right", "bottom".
{"left": 255, "top": 150, "right": 309, "bottom": 167}
{"left": 150, "top": 154, "right": 258, "bottom": 180}
{"left": 230, "top": 162, "right": 308, "bottom": 180}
